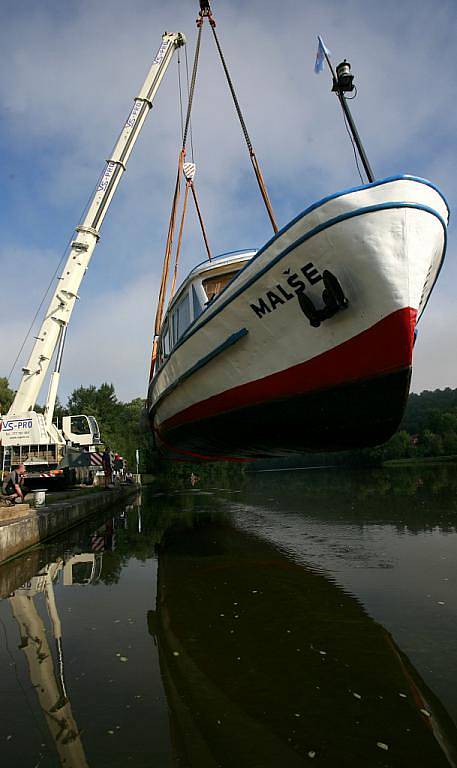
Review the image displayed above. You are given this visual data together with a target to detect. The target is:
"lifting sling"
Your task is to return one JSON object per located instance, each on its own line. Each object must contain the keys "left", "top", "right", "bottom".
{"left": 150, "top": 0, "right": 278, "bottom": 375}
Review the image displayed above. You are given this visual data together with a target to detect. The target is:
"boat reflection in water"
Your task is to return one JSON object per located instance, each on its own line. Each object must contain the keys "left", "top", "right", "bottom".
{"left": 150, "top": 515, "right": 457, "bottom": 768}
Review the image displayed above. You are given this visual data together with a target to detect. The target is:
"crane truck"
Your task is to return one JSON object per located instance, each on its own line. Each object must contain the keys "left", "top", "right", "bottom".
{"left": 0, "top": 30, "right": 185, "bottom": 486}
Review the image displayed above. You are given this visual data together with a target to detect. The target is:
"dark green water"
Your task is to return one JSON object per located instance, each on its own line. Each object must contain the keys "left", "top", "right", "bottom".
{"left": 1, "top": 466, "right": 456, "bottom": 767}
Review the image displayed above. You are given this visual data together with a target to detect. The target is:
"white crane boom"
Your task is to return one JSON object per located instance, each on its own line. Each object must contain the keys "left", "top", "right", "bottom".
{"left": 9, "top": 31, "right": 185, "bottom": 418}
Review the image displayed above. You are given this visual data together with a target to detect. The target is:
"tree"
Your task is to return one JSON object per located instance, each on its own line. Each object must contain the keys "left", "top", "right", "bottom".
{"left": 53, "top": 396, "right": 68, "bottom": 420}
{"left": 67, "top": 385, "right": 98, "bottom": 416}
{"left": 0, "top": 378, "right": 15, "bottom": 414}
{"left": 442, "top": 430, "right": 457, "bottom": 455}
{"left": 383, "top": 430, "right": 411, "bottom": 460}
{"left": 68, "top": 383, "right": 118, "bottom": 420}
{"left": 65, "top": 384, "right": 156, "bottom": 470}
{"left": 420, "top": 430, "right": 444, "bottom": 457}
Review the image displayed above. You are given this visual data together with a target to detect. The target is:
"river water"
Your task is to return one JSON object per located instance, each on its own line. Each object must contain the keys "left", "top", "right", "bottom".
{"left": 1, "top": 465, "right": 456, "bottom": 767}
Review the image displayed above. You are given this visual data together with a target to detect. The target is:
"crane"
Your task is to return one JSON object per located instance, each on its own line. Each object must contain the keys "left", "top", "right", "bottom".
{"left": 1, "top": 30, "right": 185, "bottom": 482}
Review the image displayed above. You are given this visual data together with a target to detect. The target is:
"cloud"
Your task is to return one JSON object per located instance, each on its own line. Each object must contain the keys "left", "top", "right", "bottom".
{"left": 58, "top": 271, "right": 160, "bottom": 402}
{"left": 411, "top": 289, "right": 457, "bottom": 394}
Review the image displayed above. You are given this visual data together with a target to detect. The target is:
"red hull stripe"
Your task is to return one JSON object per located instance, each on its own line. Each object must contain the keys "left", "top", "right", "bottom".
{"left": 158, "top": 307, "right": 417, "bottom": 435}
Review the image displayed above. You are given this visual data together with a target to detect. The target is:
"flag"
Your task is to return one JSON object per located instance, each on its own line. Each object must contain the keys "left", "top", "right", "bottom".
{"left": 314, "top": 35, "right": 330, "bottom": 74}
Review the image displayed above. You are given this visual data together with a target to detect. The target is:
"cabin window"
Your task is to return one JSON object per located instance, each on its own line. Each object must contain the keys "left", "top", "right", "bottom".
{"left": 70, "top": 415, "right": 91, "bottom": 435}
{"left": 176, "top": 293, "right": 190, "bottom": 339}
{"left": 71, "top": 561, "right": 94, "bottom": 585}
{"left": 156, "top": 337, "right": 163, "bottom": 367}
{"left": 162, "top": 323, "right": 170, "bottom": 357}
{"left": 171, "top": 312, "right": 178, "bottom": 347}
{"left": 88, "top": 416, "right": 100, "bottom": 440}
{"left": 192, "top": 284, "right": 203, "bottom": 319}
{"left": 168, "top": 293, "right": 191, "bottom": 351}
{"left": 202, "top": 270, "right": 239, "bottom": 302}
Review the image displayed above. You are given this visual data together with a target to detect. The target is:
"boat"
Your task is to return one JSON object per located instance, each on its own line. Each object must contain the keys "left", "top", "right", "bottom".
{"left": 147, "top": 5, "right": 449, "bottom": 460}
{"left": 150, "top": 514, "right": 457, "bottom": 767}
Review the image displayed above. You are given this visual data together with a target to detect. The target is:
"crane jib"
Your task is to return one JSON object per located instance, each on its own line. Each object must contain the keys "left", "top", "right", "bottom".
{"left": 91, "top": 37, "right": 179, "bottom": 233}
{"left": 8, "top": 31, "right": 185, "bottom": 421}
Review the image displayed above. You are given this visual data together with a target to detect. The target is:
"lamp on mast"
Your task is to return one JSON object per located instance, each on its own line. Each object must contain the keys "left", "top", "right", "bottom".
{"left": 322, "top": 49, "right": 375, "bottom": 183}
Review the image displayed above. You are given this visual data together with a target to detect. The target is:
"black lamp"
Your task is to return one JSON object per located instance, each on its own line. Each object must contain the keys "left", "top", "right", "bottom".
{"left": 332, "top": 60, "right": 354, "bottom": 93}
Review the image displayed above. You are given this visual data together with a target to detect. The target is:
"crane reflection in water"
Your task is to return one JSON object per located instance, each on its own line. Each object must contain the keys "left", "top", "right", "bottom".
{"left": 2, "top": 517, "right": 115, "bottom": 768}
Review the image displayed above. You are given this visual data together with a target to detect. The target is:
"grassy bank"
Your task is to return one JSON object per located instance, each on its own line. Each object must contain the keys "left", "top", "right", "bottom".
{"left": 383, "top": 455, "right": 457, "bottom": 467}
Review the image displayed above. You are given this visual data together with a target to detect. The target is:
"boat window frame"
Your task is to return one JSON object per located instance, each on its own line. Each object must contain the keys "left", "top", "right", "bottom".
{"left": 176, "top": 291, "right": 191, "bottom": 341}
{"left": 151, "top": 253, "right": 255, "bottom": 382}
{"left": 202, "top": 268, "right": 241, "bottom": 304}
{"left": 168, "top": 290, "right": 192, "bottom": 352}
{"left": 171, "top": 311, "right": 178, "bottom": 348}
{"left": 192, "top": 283, "right": 204, "bottom": 320}
{"left": 162, "top": 320, "right": 171, "bottom": 358}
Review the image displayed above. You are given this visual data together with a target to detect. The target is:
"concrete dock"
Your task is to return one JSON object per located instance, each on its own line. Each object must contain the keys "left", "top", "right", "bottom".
{"left": 0, "top": 485, "right": 138, "bottom": 565}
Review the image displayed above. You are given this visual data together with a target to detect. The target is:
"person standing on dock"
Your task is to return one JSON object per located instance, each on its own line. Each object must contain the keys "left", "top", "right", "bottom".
{"left": 102, "top": 448, "right": 112, "bottom": 488}
{"left": 113, "top": 453, "right": 124, "bottom": 482}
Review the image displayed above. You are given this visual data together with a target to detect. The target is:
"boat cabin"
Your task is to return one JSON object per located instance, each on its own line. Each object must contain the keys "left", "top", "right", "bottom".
{"left": 155, "top": 249, "right": 255, "bottom": 371}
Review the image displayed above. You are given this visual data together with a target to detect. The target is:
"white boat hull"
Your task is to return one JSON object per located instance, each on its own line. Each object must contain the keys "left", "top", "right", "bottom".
{"left": 148, "top": 176, "right": 448, "bottom": 459}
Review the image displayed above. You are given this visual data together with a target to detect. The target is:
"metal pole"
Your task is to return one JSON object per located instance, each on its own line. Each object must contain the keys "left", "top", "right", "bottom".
{"left": 55, "top": 325, "right": 68, "bottom": 373}
{"left": 322, "top": 49, "right": 374, "bottom": 183}
{"left": 336, "top": 92, "right": 374, "bottom": 183}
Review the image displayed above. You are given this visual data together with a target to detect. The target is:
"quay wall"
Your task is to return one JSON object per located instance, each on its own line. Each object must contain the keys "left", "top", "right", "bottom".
{"left": 0, "top": 486, "right": 137, "bottom": 566}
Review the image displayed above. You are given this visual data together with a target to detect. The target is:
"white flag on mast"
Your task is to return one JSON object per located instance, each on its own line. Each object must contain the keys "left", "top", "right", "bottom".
{"left": 314, "top": 35, "right": 330, "bottom": 74}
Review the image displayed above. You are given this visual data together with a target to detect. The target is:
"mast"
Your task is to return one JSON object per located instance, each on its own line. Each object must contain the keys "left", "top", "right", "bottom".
{"left": 319, "top": 40, "right": 374, "bottom": 183}
{"left": 9, "top": 31, "right": 185, "bottom": 417}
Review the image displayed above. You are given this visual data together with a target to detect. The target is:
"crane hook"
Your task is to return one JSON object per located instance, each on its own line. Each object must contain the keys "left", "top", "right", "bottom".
{"left": 198, "top": 0, "right": 215, "bottom": 27}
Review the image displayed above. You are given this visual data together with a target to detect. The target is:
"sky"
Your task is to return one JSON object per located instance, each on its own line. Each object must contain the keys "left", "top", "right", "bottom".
{"left": 0, "top": 0, "right": 456, "bottom": 405}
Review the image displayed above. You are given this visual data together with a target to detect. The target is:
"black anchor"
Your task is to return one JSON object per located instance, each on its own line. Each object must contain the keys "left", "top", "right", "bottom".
{"left": 297, "top": 270, "right": 348, "bottom": 328}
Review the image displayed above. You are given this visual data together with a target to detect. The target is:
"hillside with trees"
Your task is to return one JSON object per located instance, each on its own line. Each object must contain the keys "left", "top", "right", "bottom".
{"left": 366, "top": 386, "right": 457, "bottom": 462}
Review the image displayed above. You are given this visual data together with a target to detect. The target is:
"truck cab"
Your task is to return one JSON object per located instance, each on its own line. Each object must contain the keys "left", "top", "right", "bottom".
{"left": 62, "top": 415, "right": 101, "bottom": 447}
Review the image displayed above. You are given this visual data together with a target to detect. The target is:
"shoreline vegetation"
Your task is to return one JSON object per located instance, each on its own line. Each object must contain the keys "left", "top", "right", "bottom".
{"left": 383, "top": 455, "right": 457, "bottom": 466}
{"left": 1, "top": 378, "right": 457, "bottom": 477}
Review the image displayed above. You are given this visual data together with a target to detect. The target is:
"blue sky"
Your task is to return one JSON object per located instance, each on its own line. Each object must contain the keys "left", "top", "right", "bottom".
{"left": 0, "top": 0, "right": 456, "bottom": 403}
